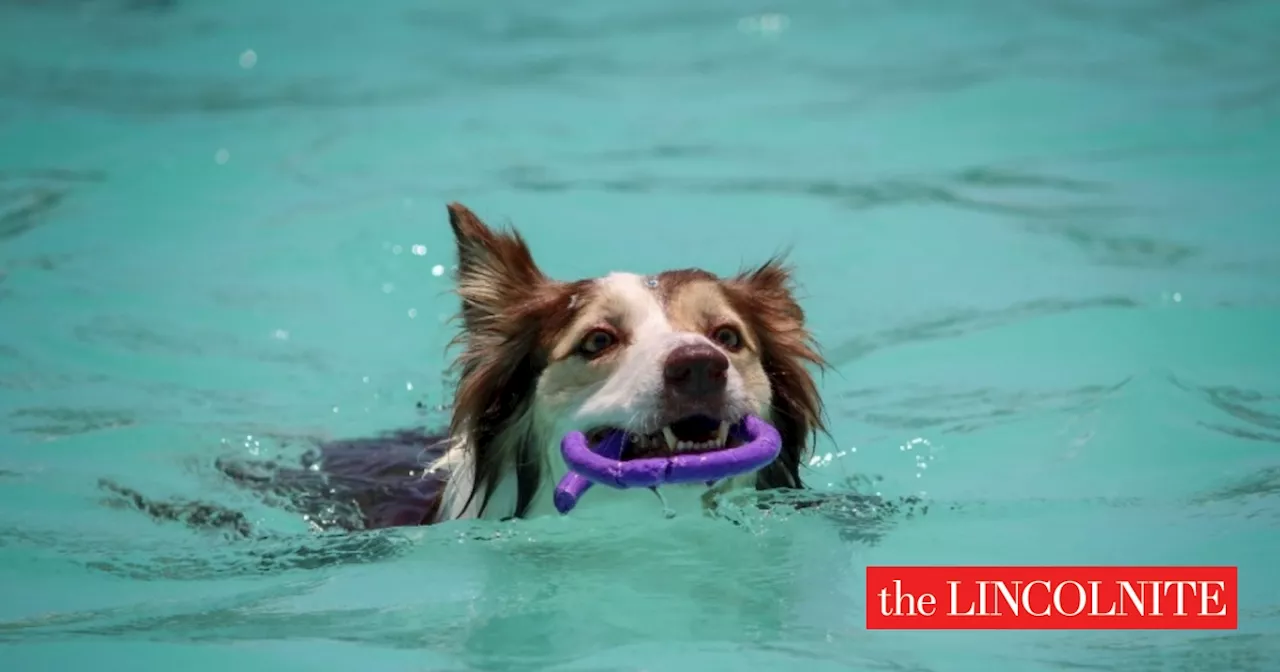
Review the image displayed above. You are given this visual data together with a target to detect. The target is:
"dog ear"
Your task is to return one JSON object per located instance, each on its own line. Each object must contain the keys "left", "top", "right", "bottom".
{"left": 446, "top": 203, "right": 548, "bottom": 329}
{"left": 445, "top": 203, "right": 572, "bottom": 519}
{"left": 724, "top": 257, "right": 827, "bottom": 489}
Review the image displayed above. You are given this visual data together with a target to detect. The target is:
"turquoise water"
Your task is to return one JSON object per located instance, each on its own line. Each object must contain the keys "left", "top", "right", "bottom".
{"left": 3, "top": 0, "right": 1280, "bottom": 669}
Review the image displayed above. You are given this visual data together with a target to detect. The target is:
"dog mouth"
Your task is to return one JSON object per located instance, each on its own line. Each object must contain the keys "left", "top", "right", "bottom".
{"left": 584, "top": 415, "right": 745, "bottom": 460}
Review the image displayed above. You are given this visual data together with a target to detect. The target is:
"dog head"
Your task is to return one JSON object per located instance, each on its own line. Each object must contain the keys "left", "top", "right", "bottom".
{"left": 444, "top": 202, "right": 826, "bottom": 518}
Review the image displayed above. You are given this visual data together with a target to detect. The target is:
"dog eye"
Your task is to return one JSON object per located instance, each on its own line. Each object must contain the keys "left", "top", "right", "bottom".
{"left": 577, "top": 329, "right": 616, "bottom": 358}
{"left": 711, "top": 325, "right": 743, "bottom": 351}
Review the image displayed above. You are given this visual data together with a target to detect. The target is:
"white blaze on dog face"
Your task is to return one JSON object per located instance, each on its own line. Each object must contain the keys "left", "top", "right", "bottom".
{"left": 437, "top": 201, "right": 825, "bottom": 521}
{"left": 534, "top": 271, "right": 772, "bottom": 433}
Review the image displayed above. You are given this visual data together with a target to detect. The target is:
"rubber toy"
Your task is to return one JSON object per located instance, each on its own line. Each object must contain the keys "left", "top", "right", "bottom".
{"left": 552, "top": 415, "right": 781, "bottom": 514}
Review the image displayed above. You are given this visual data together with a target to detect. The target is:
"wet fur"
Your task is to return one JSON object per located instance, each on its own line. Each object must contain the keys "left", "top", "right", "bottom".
{"left": 434, "top": 203, "right": 827, "bottom": 521}
{"left": 101, "top": 202, "right": 828, "bottom": 533}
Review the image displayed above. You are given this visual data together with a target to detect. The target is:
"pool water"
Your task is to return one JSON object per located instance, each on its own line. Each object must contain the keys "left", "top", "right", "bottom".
{"left": 2, "top": 0, "right": 1279, "bottom": 669}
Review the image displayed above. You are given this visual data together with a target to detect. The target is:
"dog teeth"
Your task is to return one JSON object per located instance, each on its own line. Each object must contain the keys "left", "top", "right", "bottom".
{"left": 672, "top": 439, "right": 725, "bottom": 452}
{"left": 653, "top": 422, "right": 734, "bottom": 453}
{"left": 603, "top": 421, "right": 736, "bottom": 453}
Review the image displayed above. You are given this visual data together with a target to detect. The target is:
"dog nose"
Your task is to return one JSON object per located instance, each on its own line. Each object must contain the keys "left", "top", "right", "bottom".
{"left": 663, "top": 343, "right": 729, "bottom": 397}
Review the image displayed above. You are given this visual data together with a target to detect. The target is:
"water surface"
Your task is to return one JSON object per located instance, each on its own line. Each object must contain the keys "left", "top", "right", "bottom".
{"left": 2, "top": 0, "right": 1279, "bottom": 670}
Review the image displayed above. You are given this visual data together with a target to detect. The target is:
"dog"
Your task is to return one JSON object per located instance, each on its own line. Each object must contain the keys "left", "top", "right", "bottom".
{"left": 426, "top": 202, "right": 827, "bottom": 523}
{"left": 100, "top": 202, "right": 828, "bottom": 535}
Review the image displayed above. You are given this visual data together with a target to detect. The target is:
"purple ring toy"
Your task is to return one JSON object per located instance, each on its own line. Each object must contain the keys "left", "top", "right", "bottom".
{"left": 552, "top": 415, "right": 781, "bottom": 514}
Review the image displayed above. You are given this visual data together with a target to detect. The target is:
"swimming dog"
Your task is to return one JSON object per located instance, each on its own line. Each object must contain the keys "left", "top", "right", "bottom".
{"left": 101, "top": 202, "right": 827, "bottom": 533}
{"left": 426, "top": 203, "right": 826, "bottom": 522}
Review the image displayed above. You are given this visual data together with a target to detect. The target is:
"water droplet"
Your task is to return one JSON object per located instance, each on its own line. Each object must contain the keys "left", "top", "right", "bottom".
{"left": 214, "top": 148, "right": 230, "bottom": 165}
{"left": 381, "top": 282, "right": 395, "bottom": 293}
{"left": 239, "top": 49, "right": 257, "bottom": 69}
{"left": 407, "top": 308, "right": 417, "bottom": 318}
{"left": 411, "top": 244, "right": 427, "bottom": 256}
{"left": 406, "top": 381, "right": 414, "bottom": 391}
{"left": 431, "top": 264, "right": 445, "bottom": 277}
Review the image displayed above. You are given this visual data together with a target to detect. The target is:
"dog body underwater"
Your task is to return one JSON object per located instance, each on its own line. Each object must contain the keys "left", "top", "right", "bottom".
{"left": 103, "top": 203, "right": 828, "bottom": 534}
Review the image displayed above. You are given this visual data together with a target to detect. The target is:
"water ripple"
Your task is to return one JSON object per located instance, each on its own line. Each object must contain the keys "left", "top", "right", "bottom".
{"left": 1171, "top": 375, "right": 1280, "bottom": 445}
{"left": 836, "top": 379, "right": 1130, "bottom": 435}
{"left": 0, "top": 170, "right": 101, "bottom": 241}
{"left": 0, "top": 62, "right": 441, "bottom": 115}
{"left": 8, "top": 407, "right": 136, "bottom": 438}
{"left": 71, "top": 315, "right": 333, "bottom": 372}
{"left": 825, "top": 296, "right": 1140, "bottom": 365}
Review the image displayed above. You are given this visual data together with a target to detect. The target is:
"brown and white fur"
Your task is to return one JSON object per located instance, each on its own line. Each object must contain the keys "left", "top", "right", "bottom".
{"left": 427, "top": 202, "right": 826, "bottom": 523}
{"left": 97, "top": 201, "right": 828, "bottom": 536}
